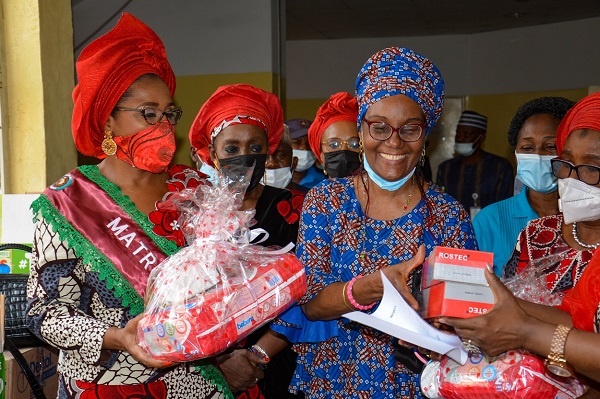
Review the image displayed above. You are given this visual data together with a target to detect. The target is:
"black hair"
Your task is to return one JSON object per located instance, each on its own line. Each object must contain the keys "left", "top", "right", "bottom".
{"left": 507, "top": 97, "right": 575, "bottom": 147}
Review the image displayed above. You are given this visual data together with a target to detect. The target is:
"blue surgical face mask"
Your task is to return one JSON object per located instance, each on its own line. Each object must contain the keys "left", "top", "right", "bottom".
{"left": 363, "top": 155, "right": 415, "bottom": 191}
{"left": 515, "top": 152, "right": 557, "bottom": 194}
{"left": 198, "top": 162, "right": 219, "bottom": 185}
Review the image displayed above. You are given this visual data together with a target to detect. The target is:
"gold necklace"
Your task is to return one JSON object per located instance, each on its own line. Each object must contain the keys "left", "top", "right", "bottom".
{"left": 402, "top": 176, "right": 415, "bottom": 214}
{"left": 359, "top": 173, "right": 415, "bottom": 214}
{"left": 358, "top": 174, "right": 416, "bottom": 260}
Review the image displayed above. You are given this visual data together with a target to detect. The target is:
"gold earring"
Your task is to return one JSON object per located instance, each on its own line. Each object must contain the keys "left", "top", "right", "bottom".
{"left": 421, "top": 147, "right": 426, "bottom": 167}
{"left": 359, "top": 138, "right": 364, "bottom": 163}
{"left": 101, "top": 130, "right": 117, "bottom": 156}
{"left": 213, "top": 159, "right": 220, "bottom": 171}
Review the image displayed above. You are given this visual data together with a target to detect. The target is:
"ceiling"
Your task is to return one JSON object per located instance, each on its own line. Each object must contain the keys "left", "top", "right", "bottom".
{"left": 286, "top": 0, "right": 600, "bottom": 40}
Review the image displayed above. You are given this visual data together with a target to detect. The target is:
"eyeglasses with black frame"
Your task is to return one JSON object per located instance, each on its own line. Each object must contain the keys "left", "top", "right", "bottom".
{"left": 362, "top": 118, "right": 424, "bottom": 142}
{"left": 115, "top": 106, "right": 183, "bottom": 125}
{"left": 551, "top": 158, "right": 600, "bottom": 186}
{"left": 321, "top": 137, "right": 361, "bottom": 151}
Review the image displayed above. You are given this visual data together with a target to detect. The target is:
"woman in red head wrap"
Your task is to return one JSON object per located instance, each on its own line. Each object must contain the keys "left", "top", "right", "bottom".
{"left": 188, "top": 85, "right": 304, "bottom": 399}
{"left": 188, "top": 83, "right": 300, "bottom": 247}
{"left": 27, "top": 13, "right": 232, "bottom": 399}
{"left": 445, "top": 91, "right": 600, "bottom": 386}
{"left": 308, "top": 92, "right": 361, "bottom": 178}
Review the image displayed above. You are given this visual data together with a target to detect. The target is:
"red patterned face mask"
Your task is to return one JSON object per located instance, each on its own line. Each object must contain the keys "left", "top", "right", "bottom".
{"left": 113, "top": 121, "right": 176, "bottom": 173}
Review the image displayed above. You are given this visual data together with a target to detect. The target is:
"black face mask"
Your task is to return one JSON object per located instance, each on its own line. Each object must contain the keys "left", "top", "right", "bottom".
{"left": 324, "top": 150, "right": 361, "bottom": 178}
{"left": 218, "top": 154, "right": 267, "bottom": 192}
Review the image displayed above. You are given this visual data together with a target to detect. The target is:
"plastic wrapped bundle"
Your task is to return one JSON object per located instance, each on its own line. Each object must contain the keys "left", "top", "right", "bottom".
{"left": 137, "top": 166, "right": 307, "bottom": 361}
{"left": 421, "top": 248, "right": 587, "bottom": 399}
{"left": 504, "top": 249, "right": 571, "bottom": 307}
{"left": 421, "top": 350, "right": 587, "bottom": 399}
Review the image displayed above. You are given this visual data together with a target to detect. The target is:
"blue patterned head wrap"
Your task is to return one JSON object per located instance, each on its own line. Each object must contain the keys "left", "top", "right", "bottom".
{"left": 355, "top": 47, "right": 445, "bottom": 135}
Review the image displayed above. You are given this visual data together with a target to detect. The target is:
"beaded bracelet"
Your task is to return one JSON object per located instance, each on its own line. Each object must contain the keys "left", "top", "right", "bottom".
{"left": 346, "top": 275, "right": 377, "bottom": 311}
{"left": 342, "top": 281, "right": 354, "bottom": 310}
{"left": 248, "top": 344, "right": 270, "bottom": 370}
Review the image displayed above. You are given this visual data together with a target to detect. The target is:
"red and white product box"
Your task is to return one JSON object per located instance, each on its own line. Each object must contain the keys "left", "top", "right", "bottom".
{"left": 419, "top": 280, "right": 494, "bottom": 319}
{"left": 420, "top": 246, "right": 493, "bottom": 290}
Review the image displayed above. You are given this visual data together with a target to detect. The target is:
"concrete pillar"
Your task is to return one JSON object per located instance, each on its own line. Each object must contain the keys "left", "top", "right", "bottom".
{"left": 0, "top": 0, "right": 76, "bottom": 193}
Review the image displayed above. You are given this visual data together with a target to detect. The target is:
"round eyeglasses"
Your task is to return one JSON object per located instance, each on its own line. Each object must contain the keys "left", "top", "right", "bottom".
{"left": 116, "top": 106, "right": 183, "bottom": 125}
{"left": 321, "top": 137, "right": 361, "bottom": 151}
{"left": 362, "top": 118, "right": 424, "bottom": 142}
{"left": 551, "top": 158, "right": 600, "bottom": 186}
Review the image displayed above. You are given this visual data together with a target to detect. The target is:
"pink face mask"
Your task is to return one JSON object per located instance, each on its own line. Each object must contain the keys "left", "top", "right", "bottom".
{"left": 113, "top": 121, "right": 176, "bottom": 173}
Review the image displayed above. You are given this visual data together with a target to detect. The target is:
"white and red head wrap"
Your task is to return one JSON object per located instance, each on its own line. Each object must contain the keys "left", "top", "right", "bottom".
{"left": 189, "top": 84, "right": 284, "bottom": 166}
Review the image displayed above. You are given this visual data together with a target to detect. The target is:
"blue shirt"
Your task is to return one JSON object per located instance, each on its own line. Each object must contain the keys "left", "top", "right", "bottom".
{"left": 275, "top": 177, "right": 477, "bottom": 398}
{"left": 472, "top": 188, "right": 539, "bottom": 276}
{"left": 299, "top": 165, "right": 326, "bottom": 188}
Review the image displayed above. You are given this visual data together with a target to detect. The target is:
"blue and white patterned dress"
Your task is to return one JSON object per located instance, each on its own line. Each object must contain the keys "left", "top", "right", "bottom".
{"left": 285, "top": 177, "right": 477, "bottom": 399}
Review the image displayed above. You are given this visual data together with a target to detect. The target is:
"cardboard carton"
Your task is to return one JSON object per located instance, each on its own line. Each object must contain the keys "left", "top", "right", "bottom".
{"left": 421, "top": 246, "right": 493, "bottom": 290}
{"left": 419, "top": 280, "right": 494, "bottom": 319}
{"left": 3, "top": 346, "right": 58, "bottom": 399}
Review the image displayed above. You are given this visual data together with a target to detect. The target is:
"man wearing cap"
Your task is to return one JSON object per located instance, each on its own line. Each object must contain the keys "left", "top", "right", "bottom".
{"left": 287, "top": 118, "right": 326, "bottom": 189}
{"left": 263, "top": 124, "right": 310, "bottom": 193}
{"left": 436, "top": 110, "right": 514, "bottom": 215}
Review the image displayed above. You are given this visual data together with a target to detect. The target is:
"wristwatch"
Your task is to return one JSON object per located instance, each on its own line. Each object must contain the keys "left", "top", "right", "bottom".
{"left": 544, "top": 324, "right": 574, "bottom": 378}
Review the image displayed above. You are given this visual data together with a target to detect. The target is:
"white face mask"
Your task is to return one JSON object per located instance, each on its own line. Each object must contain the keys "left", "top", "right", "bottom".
{"left": 558, "top": 178, "right": 600, "bottom": 224}
{"left": 515, "top": 152, "right": 558, "bottom": 194}
{"left": 454, "top": 142, "right": 476, "bottom": 157}
{"left": 262, "top": 167, "right": 292, "bottom": 189}
{"left": 293, "top": 149, "right": 316, "bottom": 172}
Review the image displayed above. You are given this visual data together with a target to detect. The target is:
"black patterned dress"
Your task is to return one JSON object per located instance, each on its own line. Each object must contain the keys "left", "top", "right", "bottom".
{"left": 27, "top": 165, "right": 232, "bottom": 399}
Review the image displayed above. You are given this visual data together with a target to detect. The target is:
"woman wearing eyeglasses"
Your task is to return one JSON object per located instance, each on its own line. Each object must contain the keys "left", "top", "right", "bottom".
{"left": 26, "top": 14, "right": 232, "bottom": 399}
{"left": 443, "top": 92, "right": 600, "bottom": 386}
{"left": 307, "top": 92, "right": 362, "bottom": 179}
{"left": 281, "top": 47, "right": 477, "bottom": 399}
{"left": 189, "top": 83, "right": 304, "bottom": 399}
{"left": 472, "top": 96, "right": 575, "bottom": 276}
{"left": 501, "top": 94, "right": 600, "bottom": 290}
{"left": 189, "top": 84, "right": 302, "bottom": 250}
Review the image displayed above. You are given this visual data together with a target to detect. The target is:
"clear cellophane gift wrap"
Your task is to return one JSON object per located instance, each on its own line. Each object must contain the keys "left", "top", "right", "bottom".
{"left": 137, "top": 166, "right": 306, "bottom": 362}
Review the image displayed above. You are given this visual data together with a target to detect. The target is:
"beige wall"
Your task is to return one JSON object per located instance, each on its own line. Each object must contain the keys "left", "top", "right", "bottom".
{"left": 285, "top": 97, "right": 329, "bottom": 121}
{"left": 0, "top": 0, "right": 75, "bottom": 194}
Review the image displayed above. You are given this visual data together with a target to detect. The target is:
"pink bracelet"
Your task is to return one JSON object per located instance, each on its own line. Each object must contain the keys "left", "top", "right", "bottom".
{"left": 346, "top": 275, "right": 377, "bottom": 311}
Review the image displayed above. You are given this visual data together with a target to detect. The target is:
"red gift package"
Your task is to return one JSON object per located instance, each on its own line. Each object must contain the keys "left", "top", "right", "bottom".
{"left": 138, "top": 250, "right": 306, "bottom": 361}
{"left": 137, "top": 166, "right": 307, "bottom": 362}
{"left": 421, "top": 350, "right": 587, "bottom": 399}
